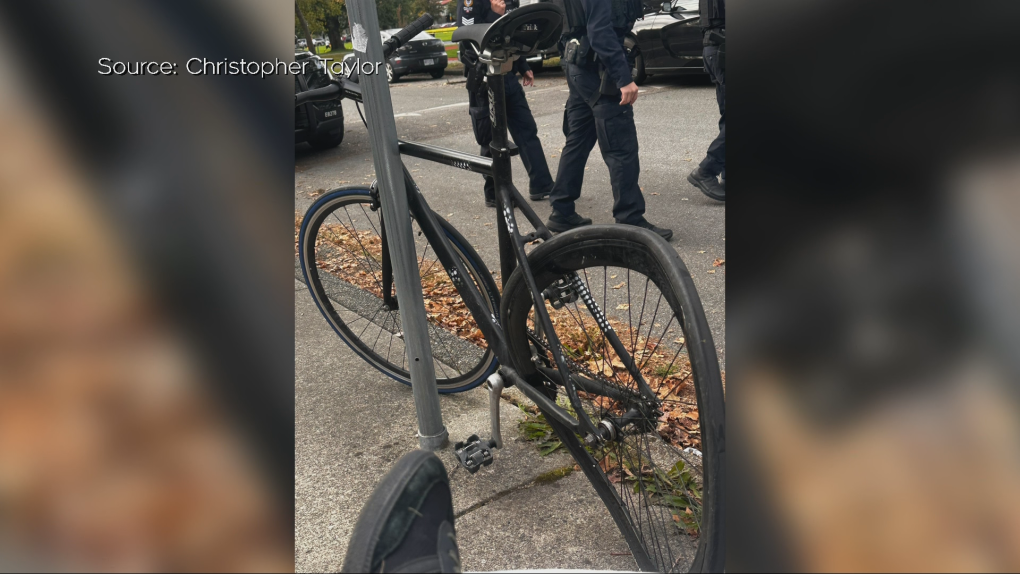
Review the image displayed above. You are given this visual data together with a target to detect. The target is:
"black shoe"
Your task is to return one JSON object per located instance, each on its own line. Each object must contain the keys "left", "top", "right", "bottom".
{"left": 546, "top": 211, "right": 592, "bottom": 233}
{"left": 341, "top": 450, "right": 460, "bottom": 573}
{"left": 484, "top": 197, "right": 496, "bottom": 208}
{"left": 628, "top": 218, "right": 674, "bottom": 241}
{"left": 687, "top": 168, "right": 725, "bottom": 201}
{"left": 529, "top": 187, "right": 552, "bottom": 201}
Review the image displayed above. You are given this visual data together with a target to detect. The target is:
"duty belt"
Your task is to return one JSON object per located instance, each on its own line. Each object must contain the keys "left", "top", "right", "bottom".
{"left": 703, "top": 27, "right": 725, "bottom": 46}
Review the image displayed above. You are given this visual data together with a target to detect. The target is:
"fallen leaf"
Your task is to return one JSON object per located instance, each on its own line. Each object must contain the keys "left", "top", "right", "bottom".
{"left": 612, "top": 281, "right": 625, "bottom": 290}
{"left": 712, "top": 258, "right": 725, "bottom": 267}
{"left": 707, "top": 270, "right": 716, "bottom": 274}
{"left": 651, "top": 192, "right": 660, "bottom": 195}
{"left": 697, "top": 250, "right": 706, "bottom": 254}
{"left": 616, "top": 303, "right": 630, "bottom": 310}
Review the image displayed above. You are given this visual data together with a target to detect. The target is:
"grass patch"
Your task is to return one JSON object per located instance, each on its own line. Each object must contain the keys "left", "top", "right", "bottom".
{"left": 534, "top": 465, "right": 574, "bottom": 485}
{"left": 518, "top": 405, "right": 563, "bottom": 456}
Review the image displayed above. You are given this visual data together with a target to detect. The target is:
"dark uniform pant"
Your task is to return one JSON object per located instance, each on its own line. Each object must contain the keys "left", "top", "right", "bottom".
{"left": 699, "top": 44, "right": 725, "bottom": 178}
{"left": 468, "top": 74, "right": 553, "bottom": 201}
{"left": 549, "top": 63, "right": 645, "bottom": 225}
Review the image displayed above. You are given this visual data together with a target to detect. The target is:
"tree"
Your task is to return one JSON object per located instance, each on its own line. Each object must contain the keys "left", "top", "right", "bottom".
{"left": 295, "top": 2, "right": 316, "bottom": 53}
{"left": 297, "top": 0, "right": 348, "bottom": 51}
{"left": 376, "top": 0, "right": 442, "bottom": 29}
{"left": 300, "top": 0, "right": 441, "bottom": 43}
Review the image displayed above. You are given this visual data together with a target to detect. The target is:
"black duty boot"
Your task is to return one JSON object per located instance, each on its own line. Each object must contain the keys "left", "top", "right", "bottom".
{"left": 529, "top": 186, "right": 552, "bottom": 201}
{"left": 341, "top": 450, "right": 461, "bottom": 573}
{"left": 546, "top": 211, "right": 593, "bottom": 233}
{"left": 484, "top": 196, "right": 496, "bottom": 208}
{"left": 627, "top": 218, "right": 674, "bottom": 241}
{"left": 687, "top": 168, "right": 726, "bottom": 201}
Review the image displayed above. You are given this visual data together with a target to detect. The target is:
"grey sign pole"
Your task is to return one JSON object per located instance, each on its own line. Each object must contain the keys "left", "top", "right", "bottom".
{"left": 346, "top": 0, "right": 448, "bottom": 451}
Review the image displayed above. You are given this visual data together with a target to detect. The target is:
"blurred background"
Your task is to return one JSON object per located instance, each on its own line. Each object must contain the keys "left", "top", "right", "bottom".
{"left": 0, "top": 1, "right": 294, "bottom": 571}
{"left": 728, "top": 0, "right": 1020, "bottom": 570}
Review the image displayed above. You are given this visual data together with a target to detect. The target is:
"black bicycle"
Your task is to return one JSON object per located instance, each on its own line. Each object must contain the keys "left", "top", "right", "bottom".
{"left": 297, "top": 6, "right": 724, "bottom": 572}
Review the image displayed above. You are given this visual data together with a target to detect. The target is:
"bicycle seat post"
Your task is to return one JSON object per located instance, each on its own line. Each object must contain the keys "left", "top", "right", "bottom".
{"left": 476, "top": 48, "right": 522, "bottom": 286}
{"left": 347, "top": 0, "right": 448, "bottom": 451}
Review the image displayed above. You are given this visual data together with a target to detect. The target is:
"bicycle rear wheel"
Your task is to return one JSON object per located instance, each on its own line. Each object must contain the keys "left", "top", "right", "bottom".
{"left": 501, "top": 225, "right": 724, "bottom": 572}
{"left": 299, "top": 187, "right": 500, "bottom": 392}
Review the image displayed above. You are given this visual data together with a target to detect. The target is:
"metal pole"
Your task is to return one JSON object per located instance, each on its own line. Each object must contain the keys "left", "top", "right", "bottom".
{"left": 347, "top": 0, "right": 448, "bottom": 451}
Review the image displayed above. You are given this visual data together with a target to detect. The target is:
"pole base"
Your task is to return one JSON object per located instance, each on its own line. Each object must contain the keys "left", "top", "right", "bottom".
{"left": 417, "top": 426, "right": 449, "bottom": 451}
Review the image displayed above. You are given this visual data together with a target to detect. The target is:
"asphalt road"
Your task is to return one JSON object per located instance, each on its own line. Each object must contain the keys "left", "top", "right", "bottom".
{"left": 295, "top": 66, "right": 726, "bottom": 362}
{"left": 294, "top": 66, "right": 725, "bottom": 572}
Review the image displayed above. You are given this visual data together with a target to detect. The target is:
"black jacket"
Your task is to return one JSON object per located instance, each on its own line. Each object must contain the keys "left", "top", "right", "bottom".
{"left": 577, "top": 0, "right": 633, "bottom": 90}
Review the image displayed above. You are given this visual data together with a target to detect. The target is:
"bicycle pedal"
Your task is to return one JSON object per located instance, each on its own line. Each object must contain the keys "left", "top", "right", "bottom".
{"left": 454, "top": 434, "right": 495, "bottom": 474}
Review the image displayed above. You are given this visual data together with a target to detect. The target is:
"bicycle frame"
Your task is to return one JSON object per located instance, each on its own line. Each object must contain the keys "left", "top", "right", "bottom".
{"left": 338, "top": 57, "right": 660, "bottom": 442}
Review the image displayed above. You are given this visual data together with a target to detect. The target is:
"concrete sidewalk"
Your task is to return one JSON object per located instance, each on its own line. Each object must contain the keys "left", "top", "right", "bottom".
{"left": 294, "top": 280, "right": 638, "bottom": 572}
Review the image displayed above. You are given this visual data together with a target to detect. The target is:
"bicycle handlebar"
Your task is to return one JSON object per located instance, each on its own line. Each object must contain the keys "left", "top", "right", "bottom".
{"left": 382, "top": 13, "right": 434, "bottom": 59}
{"left": 295, "top": 83, "right": 340, "bottom": 106}
{"left": 295, "top": 14, "right": 433, "bottom": 107}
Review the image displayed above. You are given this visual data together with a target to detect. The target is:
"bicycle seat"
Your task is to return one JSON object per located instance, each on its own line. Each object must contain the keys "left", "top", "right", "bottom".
{"left": 451, "top": 3, "right": 563, "bottom": 58}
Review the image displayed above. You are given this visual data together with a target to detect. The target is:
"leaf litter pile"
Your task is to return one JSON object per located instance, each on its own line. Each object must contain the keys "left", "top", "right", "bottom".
{"left": 298, "top": 214, "right": 715, "bottom": 444}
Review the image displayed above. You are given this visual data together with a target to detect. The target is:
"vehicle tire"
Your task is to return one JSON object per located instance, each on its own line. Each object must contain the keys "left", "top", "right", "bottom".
{"left": 308, "top": 124, "right": 345, "bottom": 149}
{"left": 632, "top": 50, "right": 647, "bottom": 86}
{"left": 500, "top": 224, "right": 724, "bottom": 572}
{"left": 299, "top": 187, "right": 500, "bottom": 392}
{"left": 386, "top": 63, "right": 398, "bottom": 83}
{"left": 430, "top": 69, "right": 445, "bottom": 79}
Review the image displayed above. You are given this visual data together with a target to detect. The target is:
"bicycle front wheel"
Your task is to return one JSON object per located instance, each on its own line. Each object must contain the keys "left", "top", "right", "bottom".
{"left": 299, "top": 187, "right": 500, "bottom": 392}
{"left": 501, "top": 225, "right": 724, "bottom": 572}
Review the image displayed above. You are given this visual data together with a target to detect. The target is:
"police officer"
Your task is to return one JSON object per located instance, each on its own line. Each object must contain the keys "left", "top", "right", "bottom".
{"left": 687, "top": 0, "right": 725, "bottom": 201}
{"left": 545, "top": 0, "right": 672, "bottom": 240}
{"left": 458, "top": 0, "right": 555, "bottom": 207}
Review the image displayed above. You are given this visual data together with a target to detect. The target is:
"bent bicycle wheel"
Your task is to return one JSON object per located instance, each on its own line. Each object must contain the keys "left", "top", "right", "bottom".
{"left": 501, "top": 225, "right": 724, "bottom": 572}
{"left": 299, "top": 187, "right": 500, "bottom": 392}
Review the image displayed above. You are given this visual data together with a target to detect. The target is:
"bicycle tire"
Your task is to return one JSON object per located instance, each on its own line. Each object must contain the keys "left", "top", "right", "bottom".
{"left": 500, "top": 225, "right": 724, "bottom": 572}
{"left": 299, "top": 187, "right": 500, "bottom": 392}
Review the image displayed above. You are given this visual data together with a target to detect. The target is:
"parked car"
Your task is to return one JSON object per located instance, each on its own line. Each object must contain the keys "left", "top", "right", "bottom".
{"left": 380, "top": 29, "right": 448, "bottom": 82}
{"left": 627, "top": 0, "right": 707, "bottom": 85}
{"left": 294, "top": 52, "right": 345, "bottom": 149}
{"left": 296, "top": 38, "right": 307, "bottom": 49}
